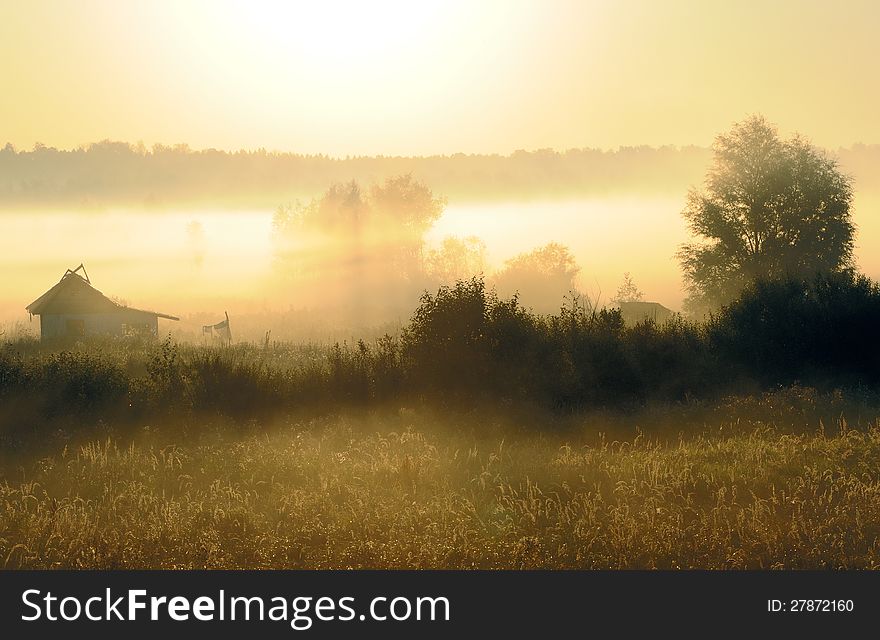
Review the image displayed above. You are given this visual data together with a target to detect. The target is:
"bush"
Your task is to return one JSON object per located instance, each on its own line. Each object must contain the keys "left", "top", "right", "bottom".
{"left": 709, "top": 272, "right": 880, "bottom": 385}
{"left": 401, "top": 278, "right": 495, "bottom": 398}
{"left": 401, "top": 278, "right": 710, "bottom": 408}
{"left": 2, "top": 271, "right": 880, "bottom": 444}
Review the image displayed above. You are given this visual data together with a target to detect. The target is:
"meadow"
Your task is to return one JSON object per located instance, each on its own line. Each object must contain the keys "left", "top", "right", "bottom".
{"left": 2, "top": 273, "right": 880, "bottom": 569}
{"left": 2, "top": 400, "right": 879, "bottom": 569}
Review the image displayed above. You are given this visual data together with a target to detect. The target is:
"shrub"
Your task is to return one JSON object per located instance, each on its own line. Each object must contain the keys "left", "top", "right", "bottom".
{"left": 709, "top": 272, "right": 880, "bottom": 386}
{"left": 402, "top": 278, "right": 494, "bottom": 398}
{"left": 2, "top": 271, "right": 880, "bottom": 443}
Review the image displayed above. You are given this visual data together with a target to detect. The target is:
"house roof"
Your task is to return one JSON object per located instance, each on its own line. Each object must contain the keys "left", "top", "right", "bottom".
{"left": 26, "top": 269, "right": 179, "bottom": 320}
{"left": 616, "top": 301, "right": 675, "bottom": 324}
{"left": 617, "top": 301, "right": 673, "bottom": 315}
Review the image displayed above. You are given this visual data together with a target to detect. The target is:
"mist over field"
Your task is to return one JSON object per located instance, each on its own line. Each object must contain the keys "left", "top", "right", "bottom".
{"left": 3, "top": 0, "right": 880, "bottom": 572}
{"left": 2, "top": 144, "right": 879, "bottom": 341}
{"left": 2, "top": 197, "right": 692, "bottom": 336}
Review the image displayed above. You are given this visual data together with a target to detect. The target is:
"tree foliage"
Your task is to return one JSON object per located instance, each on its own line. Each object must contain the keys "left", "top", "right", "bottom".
{"left": 271, "top": 175, "right": 445, "bottom": 293}
{"left": 612, "top": 272, "right": 643, "bottom": 304}
{"left": 425, "top": 235, "right": 487, "bottom": 285}
{"left": 708, "top": 271, "right": 880, "bottom": 384}
{"left": 678, "top": 116, "right": 855, "bottom": 313}
{"left": 493, "top": 242, "right": 581, "bottom": 313}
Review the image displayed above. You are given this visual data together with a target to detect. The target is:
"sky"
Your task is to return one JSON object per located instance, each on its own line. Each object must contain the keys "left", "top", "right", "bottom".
{"left": 1, "top": 0, "right": 879, "bottom": 156}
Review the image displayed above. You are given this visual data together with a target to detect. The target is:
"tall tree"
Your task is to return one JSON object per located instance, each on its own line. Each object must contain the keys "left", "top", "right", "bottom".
{"left": 425, "top": 235, "right": 487, "bottom": 284}
{"left": 678, "top": 116, "right": 854, "bottom": 313}
{"left": 493, "top": 242, "right": 581, "bottom": 313}
{"left": 271, "top": 176, "right": 446, "bottom": 312}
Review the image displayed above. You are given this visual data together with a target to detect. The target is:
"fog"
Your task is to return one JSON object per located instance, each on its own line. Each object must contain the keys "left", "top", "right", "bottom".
{"left": 4, "top": 186, "right": 879, "bottom": 342}
{"left": 0, "top": 197, "right": 671, "bottom": 333}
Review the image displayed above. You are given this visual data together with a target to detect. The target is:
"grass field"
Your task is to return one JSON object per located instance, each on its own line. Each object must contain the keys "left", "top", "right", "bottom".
{"left": 2, "top": 403, "right": 878, "bottom": 570}
{"left": 3, "top": 274, "right": 880, "bottom": 570}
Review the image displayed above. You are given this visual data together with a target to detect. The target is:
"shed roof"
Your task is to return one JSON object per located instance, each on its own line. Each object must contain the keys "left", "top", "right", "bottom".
{"left": 615, "top": 301, "right": 675, "bottom": 324}
{"left": 26, "top": 268, "right": 179, "bottom": 320}
{"left": 617, "top": 301, "right": 673, "bottom": 316}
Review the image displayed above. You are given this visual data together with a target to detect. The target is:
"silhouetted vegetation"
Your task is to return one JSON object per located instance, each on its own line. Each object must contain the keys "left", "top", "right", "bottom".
{"left": 707, "top": 272, "right": 880, "bottom": 385}
{"left": 2, "top": 271, "right": 879, "bottom": 451}
{"left": 679, "top": 116, "right": 856, "bottom": 313}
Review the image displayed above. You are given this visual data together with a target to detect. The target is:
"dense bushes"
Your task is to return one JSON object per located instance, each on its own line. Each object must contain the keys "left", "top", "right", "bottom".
{"left": 403, "top": 279, "right": 510, "bottom": 397}
{"left": 402, "top": 278, "right": 714, "bottom": 407}
{"left": 707, "top": 272, "right": 880, "bottom": 385}
{"left": 1, "top": 346, "right": 130, "bottom": 439}
{"left": 1, "top": 272, "right": 878, "bottom": 444}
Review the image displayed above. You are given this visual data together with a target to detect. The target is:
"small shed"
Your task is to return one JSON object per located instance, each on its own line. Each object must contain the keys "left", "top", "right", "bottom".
{"left": 616, "top": 301, "right": 675, "bottom": 325}
{"left": 26, "top": 265, "right": 179, "bottom": 339}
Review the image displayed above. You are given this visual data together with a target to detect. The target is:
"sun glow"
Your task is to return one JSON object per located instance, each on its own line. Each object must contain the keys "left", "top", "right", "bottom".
{"left": 231, "top": 1, "right": 448, "bottom": 66}
{"left": 136, "top": 0, "right": 538, "bottom": 154}
{"left": 4, "top": 1, "right": 878, "bottom": 155}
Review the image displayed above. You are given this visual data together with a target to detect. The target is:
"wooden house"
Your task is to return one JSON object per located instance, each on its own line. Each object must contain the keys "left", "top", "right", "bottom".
{"left": 616, "top": 301, "right": 675, "bottom": 325}
{"left": 26, "top": 265, "right": 178, "bottom": 339}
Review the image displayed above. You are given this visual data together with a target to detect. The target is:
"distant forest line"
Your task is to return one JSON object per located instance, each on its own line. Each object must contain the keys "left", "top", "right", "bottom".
{"left": 2, "top": 141, "right": 879, "bottom": 208}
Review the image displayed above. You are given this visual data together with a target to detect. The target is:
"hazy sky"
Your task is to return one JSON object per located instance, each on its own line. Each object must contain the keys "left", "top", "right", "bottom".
{"left": 1, "top": 0, "right": 878, "bottom": 156}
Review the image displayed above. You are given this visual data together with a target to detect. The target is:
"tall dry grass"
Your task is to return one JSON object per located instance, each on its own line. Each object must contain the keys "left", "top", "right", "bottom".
{"left": 2, "top": 409, "right": 878, "bottom": 569}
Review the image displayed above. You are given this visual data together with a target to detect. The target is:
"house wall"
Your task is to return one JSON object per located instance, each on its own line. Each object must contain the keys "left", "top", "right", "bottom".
{"left": 39, "top": 311, "right": 159, "bottom": 339}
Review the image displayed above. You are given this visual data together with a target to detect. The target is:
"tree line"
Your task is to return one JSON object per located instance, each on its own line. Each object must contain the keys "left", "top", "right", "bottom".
{"left": 2, "top": 138, "right": 878, "bottom": 209}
